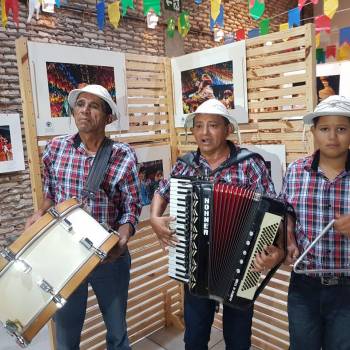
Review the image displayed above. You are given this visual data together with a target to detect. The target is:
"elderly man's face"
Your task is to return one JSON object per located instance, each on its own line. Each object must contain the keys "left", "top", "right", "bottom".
{"left": 73, "top": 92, "right": 110, "bottom": 134}
{"left": 191, "top": 114, "right": 231, "bottom": 156}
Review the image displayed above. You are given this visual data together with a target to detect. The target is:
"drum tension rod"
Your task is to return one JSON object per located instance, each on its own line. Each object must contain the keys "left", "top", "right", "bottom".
{"left": 47, "top": 208, "right": 73, "bottom": 232}
{"left": 37, "top": 279, "right": 66, "bottom": 308}
{"left": 0, "top": 248, "right": 16, "bottom": 262}
{"left": 4, "top": 320, "right": 28, "bottom": 348}
{"left": 80, "top": 237, "right": 107, "bottom": 260}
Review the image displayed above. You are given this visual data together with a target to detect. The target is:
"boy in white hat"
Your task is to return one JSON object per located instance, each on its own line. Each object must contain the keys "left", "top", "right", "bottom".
{"left": 150, "top": 98, "right": 284, "bottom": 350}
{"left": 26, "top": 84, "right": 141, "bottom": 350}
{"left": 280, "top": 95, "right": 350, "bottom": 350}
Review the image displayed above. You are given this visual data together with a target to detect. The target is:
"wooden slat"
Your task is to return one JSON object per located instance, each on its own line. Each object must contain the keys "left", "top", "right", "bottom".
{"left": 126, "top": 53, "right": 164, "bottom": 64}
{"left": 248, "top": 73, "right": 306, "bottom": 89}
{"left": 247, "top": 49, "right": 306, "bottom": 68}
{"left": 248, "top": 61, "right": 306, "bottom": 79}
{"left": 126, "top": 61, "right": 164, "bottom": 72}
{"left": 248, "top": 96, "right": 305, "bottom": 109}
{"left": 127, "top": 80, "right": 165, "bottom": 89}
{"left": 128, "top": 97, "right": 167, "bottom": 105}
{"left": 248, "top": 85, "right": 305, "bottom": 100}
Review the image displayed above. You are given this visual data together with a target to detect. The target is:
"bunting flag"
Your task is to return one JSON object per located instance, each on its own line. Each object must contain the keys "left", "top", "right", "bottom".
{"left": 224, "top": 33, "right": 234, "bottom": 44}
{"left": 121, "top": 0, "right": 134, "bottom": 16}
{"left": 236, "top": 28, "right": 245, "bottom": 41}
{"left": 194, "top": 0, "right": 202, "bottom": 3}
{"left": 213, "top": 27, "right": 224, "bottom": 42}
{"left": 315, "top": 32, "right": 320, "bottom": 48}
{"left": 324, "top": 0, "right": 338, "bottom": 20}
{"left": 259, "top": 18, "right": 269, "bottom": 35}
{"left": 338, "top": 42, "right": 350, "bottom": 60}
{"left": 108, "top": 1, "right": 121, "bottom": 29}
{"left": 96, "top": 1, "right": 105, "bottom": 30}
{"left": 279, "top": 22, "right": 289, "bottom": 31}
{"left": 249, "top": 0, "right": 265, "bottom": 20}
{"left": 298, "top": 0, "right": 318, "bottom": 10}
{"left": 210, "top": 0, "right": 221, "bottom": 21}
{"left": 248, "top": 28, "right": 259, "bottom": 38}
{"left": 288, "top": 7, "right": 300, "bottom": 28}
{"left": 315, "top": 15, "right": 331, "bottom": 33}
{"left": 178, "top": 10, "right": 190, "bottom": 37}
{"left": 56, "top": 0, "right": 61, "bottom": 7}
{"left": 5, "top": 0, "right": 19, "bottom": 26}
{"left": 1, "top": 0, "right": 7, "bottom": 28}
{"left": 316, "top": 48, "right": 325, "bottom": 63}
{"left": 326, "top": 45, "right": 336, "bottom": 59}
{"left": 143, "top": 0, "right": 160, "bottom": 16}
{"left": 147, "top": 10, "right": 158, "bottom": 28}
{"left": 42, "top": 0, "right": 56, "bottom": 13}
{"left": 210, "top": 3, "right": 223, "bottom": 31}
{"left": 339, "top": 27, "right": 350, "bottom": 46}
{"left": 166, "top": 17, "right": 175, "bottom": 38}
{"left": 27, "top": 0, "right": 41, "bottom": 23}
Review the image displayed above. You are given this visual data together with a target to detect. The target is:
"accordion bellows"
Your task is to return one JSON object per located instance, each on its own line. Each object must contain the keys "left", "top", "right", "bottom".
{"left": 168, "top": 177, "right": 286, "bottom": 309}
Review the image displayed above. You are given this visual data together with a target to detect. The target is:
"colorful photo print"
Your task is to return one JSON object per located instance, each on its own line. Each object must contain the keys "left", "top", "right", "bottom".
{"left": 138, "top": 159, "right": 164, "bottom": 206}
{"left": 181, "top": 61, "right": 234, "bottom": 114}
{"left": 0, "top": 125, "right": 13, "bottom": 162}
{"left": 46, "top": 63, "right": 116, "bottom": 118}
{"left": 316, "top": 75, "right": 340, "bottom": 102}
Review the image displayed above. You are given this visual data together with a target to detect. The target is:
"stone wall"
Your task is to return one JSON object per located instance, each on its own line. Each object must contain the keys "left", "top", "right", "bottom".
{"left": 0, "top": 0, "right": 297, "bottom": 246}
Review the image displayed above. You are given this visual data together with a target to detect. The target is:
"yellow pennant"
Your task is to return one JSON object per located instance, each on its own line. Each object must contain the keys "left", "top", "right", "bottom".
{"left": 324, "top": 0, "right": 338, "bottom": 19}
{"left": 108, "top": 1, "right": 121, "bottom": 29}
{"left": 1, "top": 0, "right": 7, "bottom": 28}
{"left": 210, "top": 0, "right": 221, "bottom": 22}
{"left": 279, "top": 23, "right": 289, "bottom": 31}
{"left": 315, "top": 32, "right": 320, "bottom": 48}
{"left": 338, "top": 42, "right": 350, "bottom": 60}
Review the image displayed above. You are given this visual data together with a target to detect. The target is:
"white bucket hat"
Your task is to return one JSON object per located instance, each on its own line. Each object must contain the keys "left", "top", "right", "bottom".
{"left": 68, "top": 84, "right": 119, "bottom": 122}
{"left": 184, "top": 98, "right": 241, "bottom": 143}
{"left": 303, "top": 95, "right": 350, "bottom": 125}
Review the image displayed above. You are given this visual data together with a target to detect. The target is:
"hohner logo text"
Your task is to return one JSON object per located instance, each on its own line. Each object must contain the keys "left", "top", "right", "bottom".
{"left": 203, "top": 198, "right": 210, "bottom": 236}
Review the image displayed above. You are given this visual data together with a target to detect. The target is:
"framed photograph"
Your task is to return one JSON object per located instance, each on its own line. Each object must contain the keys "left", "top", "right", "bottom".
{"left": 0, "top": 114, "right": 25, "bottom": 173}
{"left": 133, "top": 144, "right": 172, "bottom": 221}
{"left": 171, "top": 41, "right": 248, "bottom": 127}
{"left": 27, "top": 41, "right": 128, "bottom": 136}
{"left": 242, "top": 144, "right": 286, "bottom": 194}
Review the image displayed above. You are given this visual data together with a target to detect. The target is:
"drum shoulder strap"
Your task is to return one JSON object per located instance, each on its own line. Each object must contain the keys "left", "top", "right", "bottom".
{"left": 83, "top": 137, "right": 114, "bottom": 200}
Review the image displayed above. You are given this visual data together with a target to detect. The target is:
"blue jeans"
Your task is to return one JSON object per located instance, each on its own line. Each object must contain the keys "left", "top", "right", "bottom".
{"left": 288, "top": 272, "right": 350, "bottom": 350}
{"left": 184, "top": 286, "right": 253, "bottom": 350}
{"left": 54, "top": 252, "right": 131, "bottom": 350}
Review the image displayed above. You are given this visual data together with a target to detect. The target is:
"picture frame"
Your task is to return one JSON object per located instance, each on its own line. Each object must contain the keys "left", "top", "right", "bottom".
{"left": 27, "top": 41, "right": 128, "bottom": 136}
{"left": 0, "top": 114, "right": 25, "bottom": 173}
{"left": 133, "top": 144, "right": 172, "bottom": 221}
{"left": 242, "top": 144, "right": 286, "bottom": 194}
{"left": 171, "top": 41, "right": 248, "bottom": 127}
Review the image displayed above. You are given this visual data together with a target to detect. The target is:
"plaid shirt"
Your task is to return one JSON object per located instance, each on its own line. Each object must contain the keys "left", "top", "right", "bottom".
{"left": 158, "top": 142, "right": 276, "bottom": 202}
{"left": 280, "top": 151, "right": 350, "bottom": 274}
{"left": 43, "top": 133, "right": 141, "bottom": 231}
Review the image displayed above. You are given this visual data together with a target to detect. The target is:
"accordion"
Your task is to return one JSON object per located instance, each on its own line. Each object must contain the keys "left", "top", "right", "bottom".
{"left": 168, "top": 177, "right": 286, "bottom": 309}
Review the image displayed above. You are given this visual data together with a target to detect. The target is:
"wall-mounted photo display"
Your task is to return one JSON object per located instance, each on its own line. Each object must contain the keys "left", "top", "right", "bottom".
{"left": 27, "top": 41, "right": 128, "bottom": 136}
{"left": 242, "top": 144, "right": 286, "bottom": 194}
{"left": 133, "top": 144, "right": 172, "bottom": 221}
{"left": 0, "top": 114, "right": 25, "bottom": 173}
{"left": 171, "top": 41, "right": 248, "bottom": 127}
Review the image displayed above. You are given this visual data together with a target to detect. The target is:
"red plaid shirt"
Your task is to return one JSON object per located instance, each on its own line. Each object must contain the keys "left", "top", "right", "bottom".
{"left": 43, "top": 134, "right": 141, "bottom": 231}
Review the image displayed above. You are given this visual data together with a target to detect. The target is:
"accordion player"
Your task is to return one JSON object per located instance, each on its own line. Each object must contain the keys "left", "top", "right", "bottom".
{"left": 168, "top": 176, "right": 287, "bottom": 309}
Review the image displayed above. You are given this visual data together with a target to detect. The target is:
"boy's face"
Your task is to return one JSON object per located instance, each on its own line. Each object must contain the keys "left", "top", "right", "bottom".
{"left": 312, "top": 115, "right": 350, "bottom": 159}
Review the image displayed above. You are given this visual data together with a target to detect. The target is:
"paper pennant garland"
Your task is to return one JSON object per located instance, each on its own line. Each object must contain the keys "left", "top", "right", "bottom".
{"left": 96, "top": 1, "right": 105, "bottom": 30}
{"left": 224, "top": 33, "right": 234, "bottom": 44}
{"left": 236, "top": 28, "right": 245, "bottom": 41}
{"left": 249, "top": 0, "right": 265, "bottom": 20}
{"left": 210, "top": 0, "right": 221, "bottom": 22}
{"left": 248, "top": 28, "right": 259, "bottom": 38}
{"left": 121, "top": 0, "right": 134, "bottom": 16}
{"left": 316, "top": 48, "right": 325, "bottom": 63}
{"left": 315, "top": 15, "right": 331, "bottom": 34}
{"left": 42, "top": 0, "right": 56, "bottom": 13}
{"left": 143, "top": 0, "right": 160, "bottom": 16}
{"left": 147, "top": 10, "right": 158, "bottom": 28}
{"left": 214, "top": 27, "right": 224, "bottom": 42}
{"left": 210, "top": 3, "right": 223, "bottom": 31}
{"left": 326, "top": 45, "right": 336, "bottom": 59}
{"left": 27, "top": 0, "right": 40, "bottom": 23}
{"left": 166, "top": 17, "right": 175, "bottom": 38}
{"left": 5, "top": 0, "right": 19, "bottom": 26}
{"left": 339, "top": 27, "right": 350, "bottom": 46}
{"left": 178, "top": 10, "right": 190, "bottom": 37}
{"left": 1, "top": 0, "right": 7, "bottom": 28}
{"left": 194, "top": 0, "right": 202, "bottom": 3}
{"left": 298, "top": 0, "right": 318, "bottom": 10}
{"left": 108, "top": 1, "right": 120, "bottom": 29}
{"left": 259, "top": 18, "right": 269, "bottom": 35}
{"left": 288, "top": 7, "right": 300, "bottom": 28}
{"left": 279, "top": 22, "right": 289, "bottom": 31}
{"left": 315, "top": 32, "right": 320, "bottom": 48}
{"left": 338, "top": 42, "right": 350, "bottom": 60}
{"left": 55, "top": 0, "right": 61, "bottom": 8}
{"left": 324, "top": 0, "right": 338, "bottom": 20}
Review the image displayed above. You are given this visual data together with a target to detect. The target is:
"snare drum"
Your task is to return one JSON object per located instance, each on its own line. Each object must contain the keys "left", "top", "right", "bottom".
{"left": 0, "top": 198, "right": 119, "bottom": 347}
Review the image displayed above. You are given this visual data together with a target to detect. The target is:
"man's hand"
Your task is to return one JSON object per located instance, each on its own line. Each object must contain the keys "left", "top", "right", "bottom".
{"left": 25, "top": 199, "right": 53, "bottom": 230}
{"left": 284, "top": 214, "right": 299, "bottom": 265}
{"left": 150, "top": 215, "right": 178, "bottom": 250}
{"left": 253, "top": 245, "right": 285, "bottom": 272}
{"left": 334, "top": 213, "right": 350, "bottom": 237}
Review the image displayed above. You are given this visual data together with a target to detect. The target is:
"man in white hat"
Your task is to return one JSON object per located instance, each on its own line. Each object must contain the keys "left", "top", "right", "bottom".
{"left": 150, "top": 98, "right": 284, "bottom": 350}
{"left": 26, "top": 84, "right": 141, "bottom": 350}
{"left": 280, "top": 95, "right": 350, "bottom": 350}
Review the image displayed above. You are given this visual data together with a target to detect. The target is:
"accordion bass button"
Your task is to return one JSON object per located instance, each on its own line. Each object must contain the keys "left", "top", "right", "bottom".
{"left": 246, "top": 241, "right": 250, "bottom": 245}
{"left": 243, "top": 251, "right": 247, "bottom": 255}
{"left": 240, "top": 259, "right": 243, "bottom": 264}
{"left": 236, "top": 269, "right": 241, "bottom": 273}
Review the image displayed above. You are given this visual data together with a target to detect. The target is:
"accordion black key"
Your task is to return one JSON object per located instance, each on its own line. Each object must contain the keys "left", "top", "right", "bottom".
{"left": 168, "top": 177, "right": 286, "bottom": 309}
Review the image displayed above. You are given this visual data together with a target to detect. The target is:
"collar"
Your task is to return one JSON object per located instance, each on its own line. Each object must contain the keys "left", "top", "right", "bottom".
{"left": 309, "top": 149, "right": 350, "bottom": 172}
